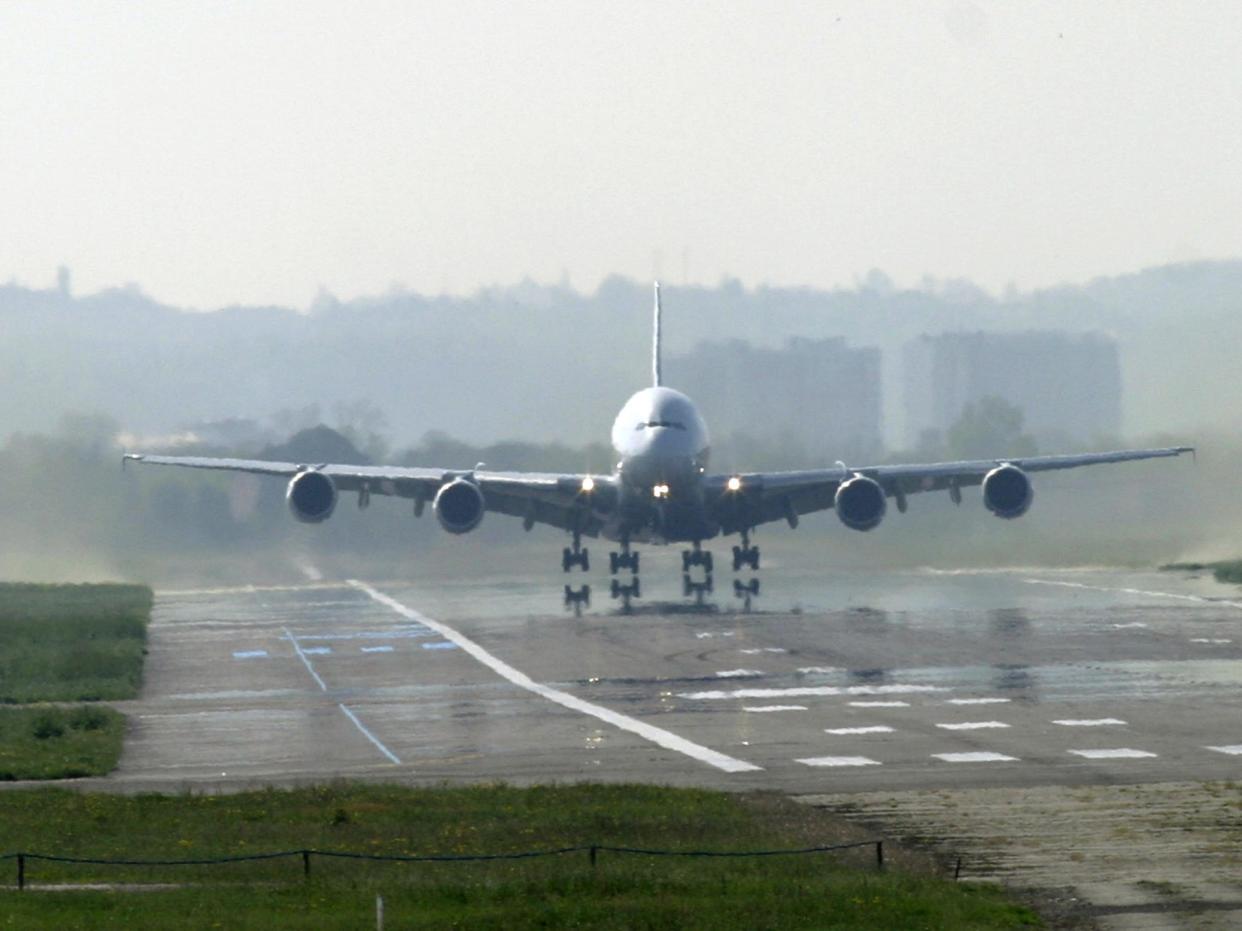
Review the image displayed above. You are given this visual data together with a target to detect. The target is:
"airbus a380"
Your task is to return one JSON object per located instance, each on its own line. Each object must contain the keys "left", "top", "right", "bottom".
{"left": 125, "top": 284, "right": 1193, "bottom": 603}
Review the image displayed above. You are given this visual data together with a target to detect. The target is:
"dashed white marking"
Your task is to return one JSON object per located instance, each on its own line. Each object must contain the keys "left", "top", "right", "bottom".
{"left": 797, "top": 756, "right": 881, "bottom": 768}
{"left": 351, "top": 580, "right": 761, "bottom": 774}
{"left": 797, "top": 666, "right": 838, "bottom": 675}
{"left": 935, "top": 752, "right": 1018, "bottom": 763}
{"left": 422, "top": 641, "right": 458, "bottom": 651}
{"left": 1190, "top": 638, "right": 1233, "bottom": 644}
{"left": 935, "top": 721, "right": 1010, "bottom": 731}
{"left": 1068, "top": 748, "right": 1157, "bottom": 759}
{"left": 849, "top": 700, "right": 910, "bottom": 708}
{"left": 283, "top": 626, "right": 401, "bottom": 765}
{"left": 679, "top": 684, "right": 947, "bottom": 700}
{"left": 695, "top": 631, "right": 736, "bottom": 639}
{"left": 739, "top": 648, "right": 786, "bottom": 655}
{"left": 232, "top": 650, "right": 268, "bottom": 659}
{"left": 1053, "top": 718, "right": 1126, "bottom": 727}
{"left": 1112, "top": 623, "right": 1148, "bottom": 629}
{"left": 1206, "top": 745, "right": 1242, "bottom": 755}
{"left": 302, "top": 646, "right": 332, "bottom": 656}
{"left": 742, "top": 705, "right": 807, "bottom": 713}
{"left": 361, "top": 646, "right": 395, "bottom": 654}
{"left": 1024, "top": 577, "right": 1242, "bottom": 610}
{"left": 298, "top": 629, "right": 431, "bottom": 641}
{"left": 825, "top": 726, "right": 893, "bottom": 736}
{"left": 946, "top": 698, "right": 1011, "bottom": 705}
{"left": 715, "top": 669, "right": 763, "bottom": 678}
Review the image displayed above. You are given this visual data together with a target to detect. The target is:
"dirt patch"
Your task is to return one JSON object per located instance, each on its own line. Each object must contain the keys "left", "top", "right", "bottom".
{"left": 797, "top": 781, "right": 1242, "bottom": 929}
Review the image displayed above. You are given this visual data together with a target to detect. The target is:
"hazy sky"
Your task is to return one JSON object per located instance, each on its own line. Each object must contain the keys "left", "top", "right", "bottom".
{"left": 1, "top": 1, "right": 1240, "bottom": 309}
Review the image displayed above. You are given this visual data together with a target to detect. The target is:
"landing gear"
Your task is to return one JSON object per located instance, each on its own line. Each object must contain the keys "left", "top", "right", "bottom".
{"left": 562, "top": 530, "right": 589, "bottom": 572}
{"left": 733, "top": 578, "right": 760, "bottom": 597}
{"left": 609, "top": 545, "right": 639, "bottom": 575}
{"left": 681, "top": 541, "right": 713, "bottom": 573}
{"left": 683, "top": 573, "right": 714, "bottom": 598}
{"left": 731, "top": 529, "right": 760, "bottom": 572}
{"left": 610, "top": 577, "right": 641, "bottom": 600}
{"left": 609, "top": 536, "right": 640, "bottom": 608}
{"left": 564, "top": 584, "right": 591, "bottom": 610}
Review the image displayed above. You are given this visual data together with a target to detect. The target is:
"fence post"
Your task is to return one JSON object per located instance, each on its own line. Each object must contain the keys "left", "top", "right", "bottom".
{"left": 589, "top": 846, "right": 598, "bottom": 868}
{"left": 875, "top": 841, "right": 884, "bottom": 870}
{"left": 302, "top": 850, "right": 311, "bottom": 879}
{"left": 954, "top": 856, "right": 962, "bottom": 880}
{"left": 17, "top": 854, "right": 24, "bottom": 891}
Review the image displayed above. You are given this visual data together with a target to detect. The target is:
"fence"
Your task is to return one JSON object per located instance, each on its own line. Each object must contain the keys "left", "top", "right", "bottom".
{"left": 1, "top": 839, "right": 884, "bottom": 890}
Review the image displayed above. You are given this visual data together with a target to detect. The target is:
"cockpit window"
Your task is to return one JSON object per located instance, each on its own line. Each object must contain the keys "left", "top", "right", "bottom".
{"left": 636, "top": 420, "right": 686, "bottom": 430}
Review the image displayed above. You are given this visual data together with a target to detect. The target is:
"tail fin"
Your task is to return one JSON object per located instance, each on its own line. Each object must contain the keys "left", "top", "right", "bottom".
{"left": 652, "top": 281, "right": 663, "bottom": 387}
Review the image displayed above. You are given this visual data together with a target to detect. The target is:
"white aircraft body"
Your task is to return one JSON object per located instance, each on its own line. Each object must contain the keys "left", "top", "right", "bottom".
{"left": 125, "top": 284, "right": 1193, "bottom": 602}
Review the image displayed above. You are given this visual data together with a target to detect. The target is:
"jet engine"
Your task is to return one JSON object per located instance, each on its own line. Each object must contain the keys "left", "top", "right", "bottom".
{"left": 434, "top": 478, "right": 485, "bottom": 534}
{"left": 982, "top": 464, "right": 1033, "bottom": 519}
{"left": 834, "top": 475, "right": 887, "bottom": 532}
{"left": 286, "top": 470, "right": 338, "bottom": 524}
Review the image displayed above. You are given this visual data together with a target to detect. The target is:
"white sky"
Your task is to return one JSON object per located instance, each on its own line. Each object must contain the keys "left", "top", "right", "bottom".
{"left": 1, "top": 1, "right": 1239, "bottom": 309}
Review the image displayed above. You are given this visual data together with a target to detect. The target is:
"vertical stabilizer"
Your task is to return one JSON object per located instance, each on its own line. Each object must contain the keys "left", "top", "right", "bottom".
{"left": 652, "top": 281, "right": 663, "bottom": 387}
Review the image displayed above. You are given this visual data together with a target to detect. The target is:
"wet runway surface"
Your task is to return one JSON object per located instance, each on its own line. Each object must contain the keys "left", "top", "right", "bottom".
{"left": 111, "top": 558, "right": 1242, "bottom": 795}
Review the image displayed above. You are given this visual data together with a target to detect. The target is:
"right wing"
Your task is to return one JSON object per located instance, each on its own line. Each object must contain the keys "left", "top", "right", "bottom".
{"left": 122, "top": 454, "right": 617, "bottom": 536}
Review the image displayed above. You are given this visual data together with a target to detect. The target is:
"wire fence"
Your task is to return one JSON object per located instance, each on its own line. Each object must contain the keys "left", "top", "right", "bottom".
{"left": 0, "top": 839, "right": 884, "bottom": 890}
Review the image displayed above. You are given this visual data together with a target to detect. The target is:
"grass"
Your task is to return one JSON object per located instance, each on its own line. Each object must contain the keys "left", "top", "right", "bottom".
{"left": 0, "top": 705, "right": 126, "bottom": 781}
{"left": 0, "top": 583, "right": 152, "bottom": 704}
{"left": 0, "top": 784, "right": 1041, "bottom": 929}
{"left": 1162, "top": 560, "right": 1242, "bottom": 585}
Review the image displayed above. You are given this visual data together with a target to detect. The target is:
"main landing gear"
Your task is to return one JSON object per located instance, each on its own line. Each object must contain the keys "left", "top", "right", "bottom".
{"left": 563, "top": 530, "right": 591, "bottom": 610}
{"left": 732, "top": 529, "right": 760, "bottom": 609}
{"left": 609, "top": 537, "right": 640, "bottom": 604}
{"left": 682, "top": 540, "right": 713, "bottom": 603}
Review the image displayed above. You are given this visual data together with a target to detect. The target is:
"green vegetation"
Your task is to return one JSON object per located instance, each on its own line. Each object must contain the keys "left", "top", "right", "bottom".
{"left": 0, "top": 582, "right": 152, "bottom": 703}
{"left": 0, "top": 582, "right": 150, "bottom": 778}
{"left": 0, "top": 705, "right": 125, "bottom": 780}
{"left": 1162, "top": 560, "right": 1242, "bottom": 585}
{"left": 0, "top": 784, "right": 1039, "bottom": 929}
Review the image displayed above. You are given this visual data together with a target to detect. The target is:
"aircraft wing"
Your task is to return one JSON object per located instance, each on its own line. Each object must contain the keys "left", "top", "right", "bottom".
{"left": 122, "top": 454, "right": 615, "bottom": 536}
{"left": 704, "top": 446, "right": 1194, "bottom": 532}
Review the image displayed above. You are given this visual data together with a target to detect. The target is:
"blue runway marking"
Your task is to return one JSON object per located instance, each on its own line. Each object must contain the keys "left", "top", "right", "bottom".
{"left": 361, "top": 645, "right": 395, "bottom": 654}
{"left": 233, "top": 650, "right": 269, "bottom": 659}
{"left": 422, "top": 641, "right": 458, "bottom": 651}
{"left": 302, "top": 646, "right": 332, "bottom": 656}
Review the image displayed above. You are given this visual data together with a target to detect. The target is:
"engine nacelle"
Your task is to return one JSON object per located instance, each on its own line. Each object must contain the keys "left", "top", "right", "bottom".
{"left": 982, "top": 464, "right": 1033, "bottom": 519}
{"left": 434, "top": 478, "right": 485, "bottom": 534}
{"left": 286, "top": 470, "right": 338, "bottom": 524}
{"left": 834, "top": 475, "right": 887, "bottom": 532}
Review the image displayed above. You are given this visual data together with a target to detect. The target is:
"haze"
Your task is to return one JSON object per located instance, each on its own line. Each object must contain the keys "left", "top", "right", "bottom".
{"left": 2, "top": 1, "right": 1240, "bottom": 309}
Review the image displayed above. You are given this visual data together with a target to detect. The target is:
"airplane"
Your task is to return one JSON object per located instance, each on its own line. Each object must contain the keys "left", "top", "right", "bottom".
{"left": 124, "top": 283, "right": 1193, "bottom": 604}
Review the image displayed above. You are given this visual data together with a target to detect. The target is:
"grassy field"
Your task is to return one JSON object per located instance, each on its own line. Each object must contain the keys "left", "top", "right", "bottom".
{"left": 1163, "top": 560, "right": 1242, "bottom": 585}
{"left": 0, "top": 705, "right": 126, "bottom": 780}
{"left": 0, "top": 583, "right": 152, "bottom": 704}
{"left": 0, "top": 784, "right": 1040, "bottom": 929}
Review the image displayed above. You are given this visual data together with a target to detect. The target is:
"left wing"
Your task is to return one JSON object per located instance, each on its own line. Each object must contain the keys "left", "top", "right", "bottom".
{"left": 703, "top": 446, "right": 1195, "bottom": 533}
{"left": 122, "top": 454, "right": 615, "bottom": 536}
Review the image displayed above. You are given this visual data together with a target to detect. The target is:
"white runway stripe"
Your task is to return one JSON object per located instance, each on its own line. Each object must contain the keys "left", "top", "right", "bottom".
{"left": 825, "top": 726, "right": 893, "bottom": 735}
{"left": 946, "top": 698, "right": 1010, "bottom": 705}
{"left": 1068, "top": 748, "right": 1157, "bottom": 759}
{"left": 1053, "top": 718, "right": 1126, "bottom": 727}
{"left": 849, "top": 700, "right": 910, "bottom": 708}
{"left": 1206, "top": 745, "right": 1242, "bottom": 755}
{"left": 935, "top": 721, "right": 1009, "bottom": 730}
{"left": 797, "top": 756, "right": 881, "bottom": 767}
{"left": 1023, "top": 577, "right": 1242, "bottom": 609}
{"left": 679, "top": 684, "right": 947, "bottom": 700}
{"left": 350, "top": 580, "right": 761, "bottom": 774}
{"left": 742, "top": 705, "right": 807, "bottom": 713}
{"left": 934, "top": 752, "right": 1018, "bottom": 763}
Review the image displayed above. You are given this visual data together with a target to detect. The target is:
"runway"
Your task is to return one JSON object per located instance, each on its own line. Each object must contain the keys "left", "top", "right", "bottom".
{"left": 109, "top": 555, "right": 1242, "bottom": 795}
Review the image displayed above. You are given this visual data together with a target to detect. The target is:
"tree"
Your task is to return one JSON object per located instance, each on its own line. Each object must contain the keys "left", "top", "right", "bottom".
{"left": 945, "top": 396, "right": 1038, "bottom": 460}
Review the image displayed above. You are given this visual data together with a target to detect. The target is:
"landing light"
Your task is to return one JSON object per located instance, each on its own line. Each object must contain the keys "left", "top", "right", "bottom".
{"left": 726, "top": 476, "right": 742, "bottom": 492}
{"left": 653, "top": 483, "right": 670, "bottom": 499}
{"left": 581, "top": 476, "right": 595, "bottom": 493}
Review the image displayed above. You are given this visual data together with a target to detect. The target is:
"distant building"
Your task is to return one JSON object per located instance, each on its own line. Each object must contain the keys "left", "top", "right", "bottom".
{"left": 668, "top": 337, "right": 882, "bottom": 465}
{"left": 903, "top": 331, "right": 1121, "bottom": 450}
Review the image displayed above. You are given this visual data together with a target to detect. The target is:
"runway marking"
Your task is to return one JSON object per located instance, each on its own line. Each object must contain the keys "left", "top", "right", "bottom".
{"left": 232, "top": 650, "right": 268, "bottom": 659}
{"left": 298, "top": 629, "right": 432, "bottom": 641}
{"left": 422, "top": 641, "right": 458, "bottom": 651}
{"left": 361, "top": 646, "right": 395, "bottom": 654}
{"left": 739, "top": 648, "right": 786, "bottom": 655}
{"left": 797, "top": 756, "right": 881, "bottom": 768}
{"left": 716, "top": 669, "right": 763, "bottom": 678}
{"left": 935, "top": 721, "right": 1010, "bottom": 731}
{"left": 946, "top": 697, "right": 1010, "bottom": 705}
{"left": 1112, "top": 623, "right": 1148, "bottom": 629}
{"left": 850, "top": 700, "right": 910, "bottom": 708}
{"left": 797, "top": 666, "right": 839, "bottom": 675}
{"left": 679, "top": 684, "right": 947, "bottom": 701}
{"left": 1023, "top": 577, "right": 1242, "bottom": 609}
{"left": 1068, "top": 748, "right": 1157, "bottom": 759}
{"left": 302, "top": 646, "right": 332, "bottom": 656}
{"left": 349, "top": 580, "right": 762, "bottom": 774}
{"left": 742, "top": 705, "right": 807, "bottom": 713}
{"left": 934, "top": 752, "right": 1018, "bottom": 763}
{"left": 825, "top": 726, "right": 893, "bottom": 736}
{"left": 337, "top": 703, "right": 400, "bottom": 764}
{"left": 1190, "top": 638, "right": 1233, "bottom": 644}
{"left": 1053, "top": 718, "right": 1126, "bottom": 727}
{"left": 1206, "top": 745, "right": 1242, "bottom": 755}
{"left": 695, "top": 631, "right": 736, "bottom": 639}
{"left": 282, "top": 626, "right": 402, "bottom": 766}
